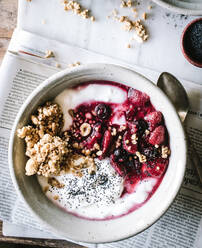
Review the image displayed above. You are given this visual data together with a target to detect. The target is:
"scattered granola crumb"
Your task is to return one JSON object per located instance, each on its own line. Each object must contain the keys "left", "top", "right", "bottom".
{"left": 148, "top": 5, "right": 152, "bottom": 10}
{"left": 127, "top": 0, "right": 132, "bottom": 8}
{"left": 56, "top": 63, "right": 61, "bottom": 68}
{"left": 126, "top": 43, "right": 131, "bottom": 48}
{"left": 68, "top": 62, "right": 81, "bottom": 68}
{"left": 142, "top": 12, "right": 147, "bottom": 20}
{"left": 133, "top": 19, "right": 149, "bottom": 42}
{"left": 91, "top": 16, "right": 95, "bottom": 22}
{"left": 62, "top": 0, "right": 94, "bottom": 20}
{"left": 119, "top": 16, "right": 126, "bottom": 22}
{"left": 120, "top": 1, "right": 127, "bottom": 8}
{"left": 44, "top": 50, "right": 55, "bottom": 58}
{"left": 112, "top": 9, "right": 118, "bottom": 16}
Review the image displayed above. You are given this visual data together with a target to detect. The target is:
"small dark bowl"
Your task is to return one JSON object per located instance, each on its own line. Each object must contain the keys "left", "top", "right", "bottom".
{"left": 181, "top": 18, "right": 202, "bottom": 68}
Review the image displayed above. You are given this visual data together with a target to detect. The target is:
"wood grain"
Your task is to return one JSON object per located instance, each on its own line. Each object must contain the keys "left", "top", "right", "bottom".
{"left": 0, "top": 0, "right": 17, "bottom": 65}
{"left": 0, "top": 1, "right": 84, "bottom": 247}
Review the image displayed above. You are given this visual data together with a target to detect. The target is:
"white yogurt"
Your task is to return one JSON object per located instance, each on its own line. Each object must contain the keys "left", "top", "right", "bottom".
{"left": 38, "top": 158, "right": 157, "bottom": 219}
{"left": 38, "top": 84, "right": 158, "bottom": 219}
{"left": 54, "top": 84, "right": 127, "bottom": 131}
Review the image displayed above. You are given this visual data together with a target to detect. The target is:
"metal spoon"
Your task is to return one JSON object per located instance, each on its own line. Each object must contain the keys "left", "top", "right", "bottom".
{"left": 157, "top": 72, "right": 202, "bottom": 183}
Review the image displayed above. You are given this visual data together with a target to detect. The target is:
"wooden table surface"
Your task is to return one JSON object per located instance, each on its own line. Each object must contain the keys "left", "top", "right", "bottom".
{"left": 0, "top": 1, "right": 85, "bottom": 247}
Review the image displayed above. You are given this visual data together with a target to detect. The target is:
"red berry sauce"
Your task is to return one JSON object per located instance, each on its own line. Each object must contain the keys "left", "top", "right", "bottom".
{"left": 65, "top": 80, "right": 170, "bottom": 219}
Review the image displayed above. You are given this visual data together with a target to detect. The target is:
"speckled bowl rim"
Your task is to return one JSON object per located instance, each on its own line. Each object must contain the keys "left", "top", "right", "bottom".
{"left": 9, "top": 63, "right": 187, "bottom": 243}
{"left": 152, "top": 0, "right": 202, "bottom": 15}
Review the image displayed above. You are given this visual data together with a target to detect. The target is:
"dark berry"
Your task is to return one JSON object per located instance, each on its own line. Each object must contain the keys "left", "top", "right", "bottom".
{"left": 95, "top": 104, "right": 111, "bottom": 120}
{"left": 143, "top": 147, "right": 159, "bottom": 160}
{"left": 113, "top": 148, "right": 128, "bottom": 162}
{"left": 126, "top": 159, "right": 134, "bottom": 171}
{"left": 134, "top": 119, "right": 148, "bottom": 136}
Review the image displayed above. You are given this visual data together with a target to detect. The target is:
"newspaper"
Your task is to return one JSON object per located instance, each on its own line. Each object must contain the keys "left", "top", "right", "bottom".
{"left": 1, "top": 29, "right": 202, "bottom": 248}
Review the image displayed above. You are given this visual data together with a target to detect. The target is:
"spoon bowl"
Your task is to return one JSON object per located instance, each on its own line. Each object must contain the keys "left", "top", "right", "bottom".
{"left": 157, "top": 72, "right": 202, "bottom": 184}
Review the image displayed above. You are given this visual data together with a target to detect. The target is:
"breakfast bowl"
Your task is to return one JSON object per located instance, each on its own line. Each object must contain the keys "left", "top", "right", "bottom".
{"left": 9, "top": 63, "right": 186, "bottom": 243}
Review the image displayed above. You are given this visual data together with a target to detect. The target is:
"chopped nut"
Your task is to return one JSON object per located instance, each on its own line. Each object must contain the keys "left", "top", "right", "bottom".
{"left": 80, "top": 123, "right": 91, "bottom": 136}
{"left": 148, "top": 5, "right": 152, "bottom": 10}
{"left": 161, "top": 146, "right": 170, "bottom": 158}
{"left": 136, "top": 151, "right": 147, "bottom": 163}
{"left": 44, "top": 50, "right": 54, "bottom": 58}
{"left": 131, "top": 133, "right": 138, "bottom": 144}
{"left": 73, "top": 142, "right": 79, "bottom": 148}
{"left": 53, "top": 195, "right": 59, "bottom": 200}
{"left": 96, "top": 151, "right": 103, "bottom": 156}
{"left": 94, "top": 143, "right": 100, "bottom": 150}
{"left": 111, "top": 128, "right": 117, "bottom": 136}
{"left": 126, "top": 43, "right": 131, "bottom": 48}
{"left": 85, "top": 149, "right": 91, "bottom": 155}
{"left": 119, "top": 16, "right": 126, "bottom": 22}
{"left": 145, "top": 129, "right": 150, "bottom": 136}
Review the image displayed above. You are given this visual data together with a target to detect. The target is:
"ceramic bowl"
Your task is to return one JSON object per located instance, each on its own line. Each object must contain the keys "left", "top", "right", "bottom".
{"left": 181, "top": 18, "right": 202, "bottom": 68}
{"left": 9, "top": 63, "right": 187, "bottom": 243}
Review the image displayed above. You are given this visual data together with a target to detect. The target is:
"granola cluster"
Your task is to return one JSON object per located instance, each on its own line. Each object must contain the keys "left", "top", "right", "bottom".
{"left": 17, "top": 102, "right": 95, "bottom": 178}
{"left": 62, "top": 0, "right": 95, "bottom": 21}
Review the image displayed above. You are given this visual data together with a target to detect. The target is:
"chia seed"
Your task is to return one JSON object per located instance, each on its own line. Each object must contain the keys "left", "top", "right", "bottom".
{"left": 183, "top": 20, "right": 202, "bottom": 63}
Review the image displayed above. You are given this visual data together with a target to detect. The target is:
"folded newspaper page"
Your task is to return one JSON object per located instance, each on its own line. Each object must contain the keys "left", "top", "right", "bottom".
{"left": 0, "top": 29, "right": 202, "bottom": 248}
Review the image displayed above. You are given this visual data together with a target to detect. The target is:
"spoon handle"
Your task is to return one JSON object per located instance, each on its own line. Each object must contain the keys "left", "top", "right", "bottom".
{"left": 188, "top": 136, "right": 202, "bottom": 184}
